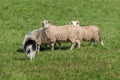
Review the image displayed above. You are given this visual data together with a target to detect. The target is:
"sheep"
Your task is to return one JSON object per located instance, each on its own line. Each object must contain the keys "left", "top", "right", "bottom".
{"left": 70, "top": 21, "right": 104, "bottom": 46}
{"left": 41, "top": 20, "right": 83, "bottom": 51}
{"left": 22, "top": 28, "right": 51, "bottom": 60}
{"left": 22, "top": 29, "right": 41, "bottom": 60}
{"left": 22, "top": 28, "right": 50, "bottom": 52}
{"left": 22, "top": 29, "right": 38, "bottom": 52}
{"left": 35, "top": 28, "right": 50, "bottom": 51}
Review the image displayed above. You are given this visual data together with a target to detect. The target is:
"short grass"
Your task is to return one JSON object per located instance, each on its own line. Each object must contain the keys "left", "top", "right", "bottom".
{"left": 0, "top": 0, "right": 120, "bottom": 80}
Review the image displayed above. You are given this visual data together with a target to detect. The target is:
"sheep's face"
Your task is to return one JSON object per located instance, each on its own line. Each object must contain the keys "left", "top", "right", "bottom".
{"left": 42, "top": 20, "right": 51, "bottom": 29}
{"left": 70, "top": 21, "right": 80, "bottom": 26}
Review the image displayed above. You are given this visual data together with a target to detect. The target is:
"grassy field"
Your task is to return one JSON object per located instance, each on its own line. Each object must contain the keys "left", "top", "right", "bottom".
{"left": 0, "top": 0, "right": 120, "bottom": 80}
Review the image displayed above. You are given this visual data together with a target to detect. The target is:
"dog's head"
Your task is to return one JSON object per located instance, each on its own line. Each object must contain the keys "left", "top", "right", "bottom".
{"left": 23, "top": 38, "right": 37, "bottom": 60}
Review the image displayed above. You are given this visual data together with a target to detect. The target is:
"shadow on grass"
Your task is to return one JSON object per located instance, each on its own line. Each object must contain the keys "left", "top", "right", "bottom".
{"left": 58, "top": 46, "right": 70, "bottom": 50}
{"left": 16, "top": 48, "right": 24, "bottom": 53}
{"left": 16, "top": 44, "right": 78, "bottom": 54}
{"left": 38, "top": 45, "right": 70, "bottom": 51}
{"left": 14, "top": 57, "right": 27, "bottom": 61}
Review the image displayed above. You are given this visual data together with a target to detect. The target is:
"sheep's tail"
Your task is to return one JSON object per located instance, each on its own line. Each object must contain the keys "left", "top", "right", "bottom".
{"left": 24, "top": 38, "right": 37, "bottom": 60}
{"left": 99, "top": 32, "right": 104, "bottom": 46}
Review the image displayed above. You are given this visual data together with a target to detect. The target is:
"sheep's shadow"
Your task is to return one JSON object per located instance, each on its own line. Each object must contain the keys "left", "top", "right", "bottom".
{"left": 39, "top": 45, "right": 70, "bottom": 51}
{"left": 57, "top": 46, "right": 70, "bottom": 50}
{"left": 16, "top": 45, "right": 71, "bottom": 53}
{"left": 39, "top": 46, "right": 50, "bottom": 51}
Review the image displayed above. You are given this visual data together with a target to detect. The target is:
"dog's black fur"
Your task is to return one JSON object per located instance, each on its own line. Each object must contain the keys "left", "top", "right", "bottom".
{"left": 23, "top": 38, "right": 37, "bottom": 55}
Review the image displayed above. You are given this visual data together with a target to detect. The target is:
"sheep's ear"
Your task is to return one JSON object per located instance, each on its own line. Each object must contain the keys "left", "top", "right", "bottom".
{"left": 76, "top": 21, "right": 80, "bottom": 25}
{"left": 70, "top": 22, "right": 72, "bottom": 25}
{"left": 48, "top": 21, "right": 50, "bottom": 23}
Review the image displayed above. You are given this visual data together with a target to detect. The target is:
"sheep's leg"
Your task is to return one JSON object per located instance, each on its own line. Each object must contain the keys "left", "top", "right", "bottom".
{"left": 90, "top": 39, "right": 94, "bottom": 46}
{"left": 37, "top": 45, "right": 40, "bottom": 52}
{"left": 51, "top": 42, "right": 55, "bottom": 51}
{"left": 70, "top": 42, "right": 76, "bottom": 50}
{"left": 58, "top": 42, "right": 61, "bottom": 50}
{"left": 45, "top": 44, "right": 48, "bottom": 48}
{"left": 76, "top": 40, "right": 81, "bottom": 48}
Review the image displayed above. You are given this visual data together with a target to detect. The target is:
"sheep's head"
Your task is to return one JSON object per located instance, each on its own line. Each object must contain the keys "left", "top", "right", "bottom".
{"left": 42, "top": 20, "right": 51, "bottom": 29}
{"left": 70, "top": 21, "right": 80, "bottom": 26}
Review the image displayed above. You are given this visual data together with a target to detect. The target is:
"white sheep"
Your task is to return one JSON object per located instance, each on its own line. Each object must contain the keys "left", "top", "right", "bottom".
{"left": 35, "top": 28, "right": 50, "bottom": 51}
{"left": 22, "top": 28, "right": 51, "bottom": 60}
{"left": 70, "top": 21, "right": 104, "bottom": 46}
{"left": 22, "top": 28, "right": 50, "bottom": 51}
{"left": 41, "top": 20, "right": 83, "bottom": 51}
{"left": 22, "top": 29, "right": 38, "bottom": 52}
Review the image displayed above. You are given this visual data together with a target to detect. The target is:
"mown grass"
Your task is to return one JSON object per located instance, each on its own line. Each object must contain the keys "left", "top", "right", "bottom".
{"left": 0, "top": 0, "right": 120, "bottom": 80}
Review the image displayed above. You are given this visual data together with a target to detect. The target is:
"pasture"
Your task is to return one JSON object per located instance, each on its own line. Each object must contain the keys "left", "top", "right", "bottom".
{"left": 0, "top": 0, "right": 120, "bottom": 79}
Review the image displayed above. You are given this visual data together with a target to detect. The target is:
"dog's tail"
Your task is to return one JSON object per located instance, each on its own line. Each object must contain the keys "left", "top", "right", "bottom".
{"left": 23, "top": 38, "right": 37, "bottom": 60}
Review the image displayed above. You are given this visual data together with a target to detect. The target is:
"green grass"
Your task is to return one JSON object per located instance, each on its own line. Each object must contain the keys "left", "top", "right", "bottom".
{"left": 0, "top": 0, "right": 120, "bottom": 80}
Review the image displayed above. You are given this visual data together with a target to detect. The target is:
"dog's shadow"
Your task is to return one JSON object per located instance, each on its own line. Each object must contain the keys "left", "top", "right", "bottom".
{"left": 14, "top": 57, "right": 27, "bottom": 61}
{"left": 16, "top": 48, "right": 24, "bottom": 53}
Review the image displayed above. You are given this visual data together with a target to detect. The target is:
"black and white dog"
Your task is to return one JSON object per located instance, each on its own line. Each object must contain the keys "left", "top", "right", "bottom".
{"left": 23, "top": 38, "right": 37, "bottom": 60}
